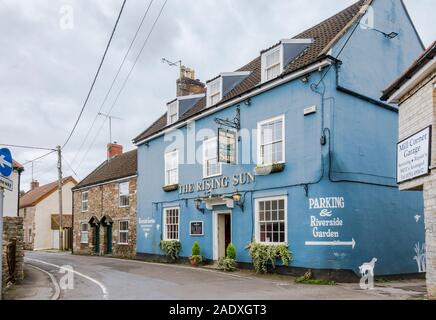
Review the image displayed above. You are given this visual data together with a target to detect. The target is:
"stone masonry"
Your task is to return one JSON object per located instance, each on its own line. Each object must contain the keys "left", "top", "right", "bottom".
{"left": 398, "top": 71, "right": 436, "bottom": 299}
{"left": 2, "top": 217, "right": 24, "bottom": 295}
{"left": 73, "top": 177, "right": 137, "bottom": 259}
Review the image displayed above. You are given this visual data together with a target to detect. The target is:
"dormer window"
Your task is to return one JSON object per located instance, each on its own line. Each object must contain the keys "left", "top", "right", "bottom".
{"left": 207, "top": 78, "right": 222, "bottom": 107}
{"left": 167, "top": 100, "right": 178, "bottom": 125}
{"left": 207, "top": 72, "right": 251, "bottom": 108}
{"left": 264, "top": 47, "right": 281, "bottom": 82}
{"left": 261, "top": 39, "right": 313, "bottom": 83}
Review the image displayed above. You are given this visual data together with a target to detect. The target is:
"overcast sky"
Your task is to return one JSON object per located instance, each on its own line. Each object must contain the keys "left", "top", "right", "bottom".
{"left": 1, "top": 0, "right": 434, "bottom": 190}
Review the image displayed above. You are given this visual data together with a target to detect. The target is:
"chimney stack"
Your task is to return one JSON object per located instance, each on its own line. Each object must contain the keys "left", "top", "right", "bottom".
{"left": 176, "top": 66, "right": 205, "bottom": 97}
{"left": 31, "top": 180, "right": 39, "bottom": 190}
{"left": 107, "top": 142, "right": 123, "bottom": 160}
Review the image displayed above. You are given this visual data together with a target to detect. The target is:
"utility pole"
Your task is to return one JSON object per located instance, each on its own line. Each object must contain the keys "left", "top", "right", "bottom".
{"left": 57, "top": 146, "right": 64, "bottom": 251}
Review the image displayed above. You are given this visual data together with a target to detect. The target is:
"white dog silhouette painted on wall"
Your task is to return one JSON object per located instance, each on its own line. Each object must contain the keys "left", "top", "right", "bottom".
{"left": 359, "top": 258, "right": 377, "bottom": 290}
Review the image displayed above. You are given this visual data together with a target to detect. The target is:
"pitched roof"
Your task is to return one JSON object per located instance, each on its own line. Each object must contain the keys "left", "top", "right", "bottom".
{"left": 381, "top": 41, "right": 436, "bottom": 101}
{"left": 13, "top": 160, "right": 24, "bottom": 171}
{"left": 133, "top": 0, "right": 369, "bottom": 144}
{"left": 20, "top": 176, "right": 77, "bottom": 208}
{"left": 73, "top": 149, "right": 137, "bottom": 190}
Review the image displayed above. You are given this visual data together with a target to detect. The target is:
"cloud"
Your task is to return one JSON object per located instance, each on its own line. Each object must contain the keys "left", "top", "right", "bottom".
{"left": 1, "top": 0, "right": 434, "bottom": 190}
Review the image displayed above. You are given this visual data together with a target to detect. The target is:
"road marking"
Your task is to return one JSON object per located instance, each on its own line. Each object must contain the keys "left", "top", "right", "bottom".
{"left": 27, "top": 264, "right": 61, "bottom": 300}
{"left": 25, "top": 258, "right": 109, "bottom": 299}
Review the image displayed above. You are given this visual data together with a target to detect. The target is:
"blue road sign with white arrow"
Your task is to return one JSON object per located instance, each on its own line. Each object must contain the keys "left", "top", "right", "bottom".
{"left": 0, "top": 148, "right": 13, "bottom": 177}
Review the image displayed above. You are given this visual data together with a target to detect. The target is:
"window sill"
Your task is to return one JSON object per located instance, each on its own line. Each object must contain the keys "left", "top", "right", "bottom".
{"left": 163, "top": 184, "right": 179, "bottom": 192}
{"left": 255, "top": 163, "right": 285, "bottom": 175}
{"left": 117, "top": 243, "right": 129, "bottom": 246}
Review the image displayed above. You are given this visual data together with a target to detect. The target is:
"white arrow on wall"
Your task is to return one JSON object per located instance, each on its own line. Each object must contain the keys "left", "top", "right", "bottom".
{"left": 305, "top": 238, "right": 356, "bottom": 249}
{"left": 0, "top": 154, "right": 12, "bottom": 169}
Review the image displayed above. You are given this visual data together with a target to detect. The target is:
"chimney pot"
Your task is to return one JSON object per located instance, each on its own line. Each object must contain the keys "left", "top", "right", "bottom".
{"left": 107, "top": 143, "right": 123, "bottom": 159}
{"left": 176, "top": 65, "right": 205, "bottom": 97}
{"left": 31, "top": 180, "right": 39, "bottom": 190}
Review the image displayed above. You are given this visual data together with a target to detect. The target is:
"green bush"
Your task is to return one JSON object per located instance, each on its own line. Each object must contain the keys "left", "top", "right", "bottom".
{"left": 160, "top": 240, "right": 181, "bottom": 262}
{"left": 246, "top": 242, "right": 292, "bottom": 274}
{"left": 218, "top": 257, "right": 236, "bottom": 272}
{"left": 191, "top": 241, "right": 201, "bottom": 256}
{"left": 226, "top": 243, "right": 236, "bottom": 260}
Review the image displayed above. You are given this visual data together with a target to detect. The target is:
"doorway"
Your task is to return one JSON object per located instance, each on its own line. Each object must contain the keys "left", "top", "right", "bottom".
{"left": 213, "top": 211, "right": 232, "bottom": 260}
{"left": 105, "top": 225, "right": 112, "bottom": 255}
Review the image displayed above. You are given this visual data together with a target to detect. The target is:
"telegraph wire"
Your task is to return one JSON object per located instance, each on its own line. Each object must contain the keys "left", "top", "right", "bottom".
{"left": 0, "top": 143, "right": 55, "bottom": 151}
{"left": 75, "top": 0, "right": 168, "bottom": 172}
{"left": 70, "top": 0, "right": 155, "bottom": 166}
{"left": 62, "top": 155, "right": 81, "bottom": 180}
{"left": 61, "top": 0, "right": 127, "bottom": 150}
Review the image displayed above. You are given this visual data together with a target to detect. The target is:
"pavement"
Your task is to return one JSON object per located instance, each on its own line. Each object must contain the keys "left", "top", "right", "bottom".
{"left": 4, "top": 251, "right": 428, "bottom": 300}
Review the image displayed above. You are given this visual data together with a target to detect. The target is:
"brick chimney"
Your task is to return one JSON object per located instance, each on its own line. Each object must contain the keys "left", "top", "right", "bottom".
{"left": 176, "top": 66, "right": 205, "bottom": 97}
{"left": 31, "top": 180, "right": 39, "bottom": 190}
{"left": 107, "top": 142, "right": 123, "bottom": 160}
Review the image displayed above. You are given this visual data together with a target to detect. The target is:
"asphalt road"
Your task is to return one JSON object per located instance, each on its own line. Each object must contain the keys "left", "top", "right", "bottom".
{"left": 19, "top": 251, "right": 425, "bottom": 300}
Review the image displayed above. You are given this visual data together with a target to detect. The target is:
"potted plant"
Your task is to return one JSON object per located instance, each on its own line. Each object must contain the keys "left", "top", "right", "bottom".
{"left": 255, "top": 162, "right": 285, "bottom": 175}
{"left": 218, "top": 243, "right": 237, "bottom": 272}
{"left": 160, "top": 240, "right": 181, "bottom": 263}
{"left": 162, "top": 184, "right": 179, "bottom": 192}
{"left": 189, "top": 241, "right": 203, "bottom": 266}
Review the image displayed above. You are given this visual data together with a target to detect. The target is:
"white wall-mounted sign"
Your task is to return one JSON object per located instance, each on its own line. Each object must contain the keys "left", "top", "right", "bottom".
{"left": 397, "top": 126, "right": 431, "bottom": 183}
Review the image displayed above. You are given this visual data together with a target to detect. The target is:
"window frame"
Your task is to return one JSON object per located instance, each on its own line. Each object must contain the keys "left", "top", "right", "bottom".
{"left": 118, "top": 181, "right": 130, "bottom": 208}
{"left": 206, "top": 77, "right": 223, "bottom": 107}
{"left": 257, "top": 114, "right": 285, "bottom": 166}
{"left": 81, "top": 191, "right": 89, "bottom": 212}
{"left": 254, "top": 196, "right": 288, "bottom": 245}
{"left": 80, "top": 222, "right": 89, "bottom": 244}
{"left": 163, "top": 207, "right": 180, "bottom": 241}
{"left": 118, "top": 220, "right": 129, "bottom": 245}
{"left": 164, "top": 150, "right": 179, "bottom": 186}
{"left": 203, "top": 137, "right": 222, "bottom": 178}
{"left": 167, "top": 100, "right": 179, "bottom": 125}
{"left": 261, "top": 45, "right": 283, "bottom": 83}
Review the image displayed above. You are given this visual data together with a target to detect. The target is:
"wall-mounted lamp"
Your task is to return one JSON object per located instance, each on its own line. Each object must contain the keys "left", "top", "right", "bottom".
{"left": 232, "top": 191, "right": 244, "bottom": 212}
{"left": 194, "top": 198, "right": 205, "bottom": 214}
{"left": 301, "top": 75, "right": 310, "bottom": 83}
{"left": 372, "top": 28, "right": 398, "bottom": 39}
{"left": 244, "top": 98, "right": 251, "bottom": 106}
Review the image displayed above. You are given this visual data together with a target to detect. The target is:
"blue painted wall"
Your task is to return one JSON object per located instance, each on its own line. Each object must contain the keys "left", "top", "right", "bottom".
{"left": 136, "top": 0, "right": 425, "bottom": 276}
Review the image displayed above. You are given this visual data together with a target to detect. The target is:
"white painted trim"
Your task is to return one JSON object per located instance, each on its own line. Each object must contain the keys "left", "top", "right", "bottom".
{"left": 118, "top": 219, "right": 129, "bottom": 245}
{"left": 212, "top": 210, "right": 232, "bottom": 261}
{"left": 177, "top": 93, "right": 206, "bottom": 101}
{"left": 281, "top": 38, "right": 313, "bottom": 44}
{"left": 73, "top": 175, "right": 137, "bottom": 192}
{"left": 189, "top": 221, "right": 204, "bottom": 236}
{"left": 167, "top": 100, "right": 179, "bottom": 125}
{"left": 163, "top": 206, "right": 180, "bottom": 241}
{"left": 254, "top": 195, "right": 288, "bottom": 244}
{"left": 220, "top": 71, "right": 251, "bottom": 78}
{"left": 388, "top": 57, "right": 436, "bottom": 104}
{"left": 256, "top": 114, "right": 286, "bottom": 166}
{"left": 134, "top": 60, "right": 332, "bottom": 146}
{"left": 164, "top": 150, "right": 179, "bottom": 186}
{"left": 202, "top": 137, "right": 222, "bottom": 178}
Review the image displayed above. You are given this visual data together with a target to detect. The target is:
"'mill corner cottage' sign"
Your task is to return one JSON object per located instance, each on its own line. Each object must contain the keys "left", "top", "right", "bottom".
{"left": 397, "top": 126, "right": 431, "bottom": 183}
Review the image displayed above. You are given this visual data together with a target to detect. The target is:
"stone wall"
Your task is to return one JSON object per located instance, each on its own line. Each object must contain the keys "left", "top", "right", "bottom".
{"left": 20, "top": 206, "right": 36, "bottom": 250}
{"left": 2, "top": 217, "right": 24, "bottom": 295}
{"left": 398, "top": 71, "right": 436, "bottom": 299}
{"left": 73, "top": 177, "right": 137, "bottom": 259}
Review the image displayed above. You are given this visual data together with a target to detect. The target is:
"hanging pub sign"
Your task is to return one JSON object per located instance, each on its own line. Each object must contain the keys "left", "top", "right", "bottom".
{"left": 190, "top": 221, "right": 204, "bottom": 236}
{"left": 397, "top": 126, "right": 432, "bottom": 183}
{"left": 218, "top": 128, "right": 237, "bottom": 164}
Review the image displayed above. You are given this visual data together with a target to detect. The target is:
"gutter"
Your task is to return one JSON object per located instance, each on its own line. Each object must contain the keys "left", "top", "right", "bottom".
{"left": 72, "top": 174, "right": 138, "bottom": 192}
{"left": 134, "top": 59, "right": 334, "bottom": 146}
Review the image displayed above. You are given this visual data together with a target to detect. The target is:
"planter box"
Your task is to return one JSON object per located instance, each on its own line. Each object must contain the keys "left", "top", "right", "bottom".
{"left": 162, "top": 184, "right": 179, "bottom": 192}
{"left": 255, "top": 163, "right": 285, "bottom": 175}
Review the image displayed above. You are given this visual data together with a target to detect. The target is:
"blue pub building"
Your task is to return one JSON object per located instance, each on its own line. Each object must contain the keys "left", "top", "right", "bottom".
{"left": 133, "top": 0, "right": 426, "bottom": 277}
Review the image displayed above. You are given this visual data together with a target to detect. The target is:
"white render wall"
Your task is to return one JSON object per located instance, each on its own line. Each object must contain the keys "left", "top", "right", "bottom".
{"left": 33, "top": 181, "right": 75, "bottom": 250}
{"left": 3, "top": 170, "right": 20, "bottom": 217}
